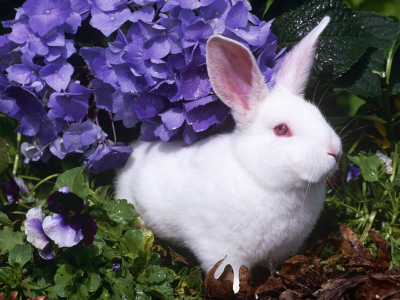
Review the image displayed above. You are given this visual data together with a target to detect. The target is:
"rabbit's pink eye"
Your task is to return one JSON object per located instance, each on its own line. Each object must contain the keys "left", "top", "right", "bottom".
{"left": 274, "top": 124, "right": 291, "bottom": 137}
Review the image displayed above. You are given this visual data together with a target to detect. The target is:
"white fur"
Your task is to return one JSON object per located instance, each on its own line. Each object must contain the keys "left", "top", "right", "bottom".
{"left": 115, "top": 16, "right": 341, "bottom": 293}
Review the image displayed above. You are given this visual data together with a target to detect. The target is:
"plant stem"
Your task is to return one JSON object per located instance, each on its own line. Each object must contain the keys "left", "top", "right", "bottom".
{"left": 23, "top": 279, "right": 34, "bottom": 300}
{"left": 12, "top": 133, "right": 21, "bottom": 176}
{"left": 360, "top": 210, "right": 377, "bottom": 242}
{"left": 29, "top": 173, "right": 59, "bottom": 195}
{"left": 15, "top": 202, "right": 31, "bottom": 210}
{"left": 17, "top": 175, "right": 42, "bottom": 181}
{"left": 0, "top": 189, "right": 7, "bottom": 205}
{"left": 11, "top": 210, "right": 29, "bottom": 215}
{"left": 390, "top": 142, "right": 398, "bottom": 183}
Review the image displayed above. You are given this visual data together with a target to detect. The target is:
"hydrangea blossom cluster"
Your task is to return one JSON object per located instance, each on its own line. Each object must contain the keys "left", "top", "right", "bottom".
{"left": 25, "top": 187, "right": 98, "bottom": 260}
{"left": 0, "top": 0, "right": 285, "bottom": 172}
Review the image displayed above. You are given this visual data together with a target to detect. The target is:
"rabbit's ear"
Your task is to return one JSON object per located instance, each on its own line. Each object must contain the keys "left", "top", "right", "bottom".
{"left": 276, "top": 16, "right": 330, "bottom": 96}
{"left": 206, "top": 35, "right": 267, "bottom": 124}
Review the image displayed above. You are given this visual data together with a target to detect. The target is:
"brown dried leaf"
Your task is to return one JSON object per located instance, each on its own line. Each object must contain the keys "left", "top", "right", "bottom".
{"left": 167, "top": 246, "right": 190, "bottom": 265}
{"left": 237, "top": 265, "right": 256, "bottom": 299}
{"left": 358, "top": 271, "right": 400, "bottom": 299}
{"left": 0, "top": 291, "right": 18, "bottom": 300}
{"left": 368, "top": 230, "right": 391, "bottom": 272}
{"left": 279, "top": 289, "right": 303, "bottom": 300}
{"left": 312, "top": 275, "right": 367, "bottom": 300}
{"left": 340, "top": 224, "right": 373, "bottom": 267}
{"left": 204, "top": 257, "right": 234, "bottom": 299}
{"left": 284, "top": 255, "right": 310, "bottom": 265}
{"left": 255, "top": 277, "right": 284, "bottom": 299}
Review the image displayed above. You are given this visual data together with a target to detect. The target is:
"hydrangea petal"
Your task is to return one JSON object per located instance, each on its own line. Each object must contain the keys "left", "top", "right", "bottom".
{"left": 135, "top": 92, "right": 164, "bottom": 119}
{"left": 39, "top": 60, "right": 74, "bottom": 92}
{"left": 90, "top": 5, "right": 131, "bottom": 37}
{"left": 160, "top": 107, "right": 185, "bottom": 130}
{"left": 86, "top": 143, "right": 132, "bottom": 173}
{"left": 23, "top": 0, "right": 72, "bottom": 36}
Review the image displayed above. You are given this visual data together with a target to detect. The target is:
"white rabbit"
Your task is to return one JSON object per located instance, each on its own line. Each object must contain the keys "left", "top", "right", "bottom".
{"left": 115, "top": 16, "right": 341, "bottom": 293}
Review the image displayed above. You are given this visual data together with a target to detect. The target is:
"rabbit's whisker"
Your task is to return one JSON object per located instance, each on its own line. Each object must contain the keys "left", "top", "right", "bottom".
{"left": 337, "top": 107, "right": 382, "bottom": 137}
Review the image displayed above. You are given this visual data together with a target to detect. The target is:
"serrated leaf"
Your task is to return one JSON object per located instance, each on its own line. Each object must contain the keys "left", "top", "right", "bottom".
{"left": 269, "top": 0, "right": 370, "bottom": 84}
{"left": 85, "top": 272, "right": 101, "bottom": 293}
{"left": 120, "top": 228, "right": 154, "bottom": 272}
{"left": 336, "top": 12, "right": 400, "bottom": 98}
{"left": 54, "top": 264, "right": 82, "bottom": 298}
{"left": 0, "top": 226, "right": 25, "bottom": 255}
{"left": 91, "top": 185, "right": 111, "bottom": 204}
{"left": 0, "top": 211, "right": 13, "bottom": 227}
{"left": 143, "top": 265, "right": 168, "bottom": 284}
{"left": 106, "top": 270, "right": 135, "bottom": 299}
{"left": 53, "top": 166, "right": 90, "bottom": 198}
{"left": 8, "top": 244, "right": 32, "bottom": 269}
{"left": 104, "top": 199, "right": 139, "bottom": 225}
{"left": 348, "top": 154, "right": 384, "bottom": 182}
{"left": 0, "top": 267, "right": 14, "bottom": 281}
{"left": 183, "top": 267, "right": 204, "bottom": 293}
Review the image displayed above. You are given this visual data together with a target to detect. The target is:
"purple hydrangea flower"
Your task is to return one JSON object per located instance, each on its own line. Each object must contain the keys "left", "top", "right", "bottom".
{"left": 48, "top": 82, "right": 91, "bottom": 122}
{"left": 4, "top": 86, "right": 59, "bottom": 144}
{"left": 25, "top": 206, "right": 54, "bottom": 260}
{"left": 1, "top": 0, "right": 285, "bottom": 171}
{"left": 42, "top": 188, "right": 98, "bottom": 247}
{"left": 85, "top": 142, "right": 133, "bottom": 173}
{"left": 90, "top": 3, "right": 131, "bottom": 37}
{"left": 39, "top": 59, "right": 74, "bottom": 92}
{"left": 63, "top": 120, "right": 106, "bottom": 153}
{"left": 22, "top": 0, "right": 72, "bottom": 37}
{"left": 7, "top": 54, "right": 42, "bottom": 85}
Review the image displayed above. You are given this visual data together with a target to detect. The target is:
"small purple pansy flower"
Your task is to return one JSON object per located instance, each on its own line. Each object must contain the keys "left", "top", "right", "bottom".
{"left": 42, "top": 187, "right": 98, "bottom": 248}
{"left": 346, "top": 163, "right": 361, "bottom": 181}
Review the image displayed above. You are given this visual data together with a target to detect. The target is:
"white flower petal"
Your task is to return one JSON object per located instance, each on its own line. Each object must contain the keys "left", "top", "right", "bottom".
{"left": 26, "top": 206, "right": 45, "bottom": 221}
{"left": 42, "top": 214, "right": 83, "bottom": 248}
{"left": 25, "top": 218, "right": 50, "bottom": 250}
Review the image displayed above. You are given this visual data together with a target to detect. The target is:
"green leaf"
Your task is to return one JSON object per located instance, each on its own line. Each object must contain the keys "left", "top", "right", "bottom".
{"left": 120, "top": 229, "right": 142, "bottom": 260}
{"left": 348, "top": 154, "right": 384, "bottom": 182}
{"left": 121, "top": 228, "right": 153, "bottom": 259}
{"left": 91, "top": 185, "right": 111, "bottom": 204}
{"left": 85, "top": 272, "right": 101, "bottom": 293}
{"left": 143, "top": 265, "right": 168, "bottom": 284}
{"left": 336, "top": 12, "right": 400, "bottom": 98}
{"left": 0, "top": 116, "right": 18, "bottom": 156}
{"left": 388, "top": 34, "right": 400, "bottom": 95}
{"left": 8, "top": 244, "right": 32, "bottom": 269}
{"left": 105, "top": 270, "right": 135, "bottom": 299}
{"left": 54, "top": 264, "right": 83, "bottom": 298}
{"left": 104, "top": 199, "right": 139, "bottom": 225}
{"left": 0, "top": 211, "right": 13, "bottom": 227}
{"left": 0, "top": 226, "right": 25, "bottom": 255}
{"left": 0, "top": 136, "right": 9, "bottom": 175}
{"left": 391, "top": 236, "right": 400, "bottom": 266}
{"left": 270, "top": 0, "right": 370, "bottom": 84}
{"left": 183, "top": 267, "right": 203, "bottom": 293}
{"left": 120, "top": 228, "right": 154, "bottom": 274}
{"left": 0, "top": 266, "right": 15, "bottom": 282}
{"left": 53, "top": 166, "right": 90, "bottom": 198}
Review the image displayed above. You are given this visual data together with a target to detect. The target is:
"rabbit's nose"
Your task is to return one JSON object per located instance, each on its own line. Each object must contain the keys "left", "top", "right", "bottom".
{"left": 328, "top": 151, "right": 340, "bottom": 163}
